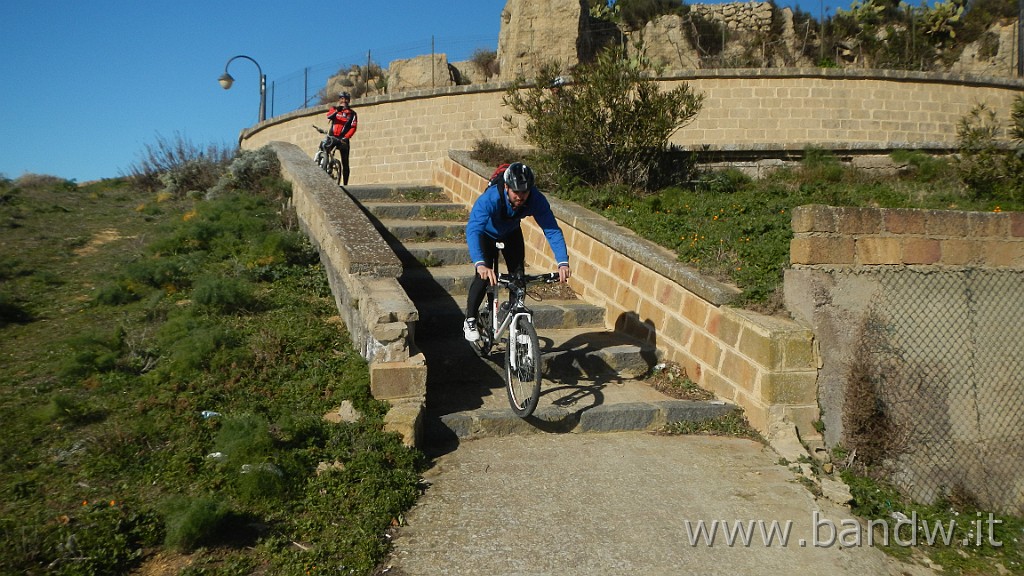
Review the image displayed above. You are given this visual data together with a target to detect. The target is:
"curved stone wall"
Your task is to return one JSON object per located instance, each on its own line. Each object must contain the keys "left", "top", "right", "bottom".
{"left": 240, "top": 69, "right": 1024, "bottom": 186}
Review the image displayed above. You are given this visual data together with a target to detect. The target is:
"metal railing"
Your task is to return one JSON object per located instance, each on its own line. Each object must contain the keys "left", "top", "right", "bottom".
{"left": 265, "top": 34, "right": 498, "bottom": 117}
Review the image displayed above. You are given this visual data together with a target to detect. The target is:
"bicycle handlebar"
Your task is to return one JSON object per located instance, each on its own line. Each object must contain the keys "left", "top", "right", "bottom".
{"left": 497, "top": 271, "right": 561, "bottom": 286}
{"left": 313, "top": 125, "right": 328, "bottom": 134}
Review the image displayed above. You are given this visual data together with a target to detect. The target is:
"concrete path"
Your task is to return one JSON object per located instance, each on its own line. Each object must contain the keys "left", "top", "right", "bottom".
{"left": 382, "top": 432, "right": 935, "bottom": 576}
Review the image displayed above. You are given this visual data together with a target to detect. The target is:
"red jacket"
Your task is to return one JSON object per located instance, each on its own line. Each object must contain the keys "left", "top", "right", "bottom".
{"left": 327, "top": 106, "right": 357, "bottom": 139}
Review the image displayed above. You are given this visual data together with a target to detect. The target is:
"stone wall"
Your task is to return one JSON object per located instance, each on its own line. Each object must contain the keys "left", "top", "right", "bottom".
{"left": 437, "top": 153, "right": 819, "bottom": 436}
{"left": 268, "top": 141, "right": 427, "bottom": 443}
{"left": 784, "top": 204, "right": 1024, "bottom": 513}
{"left": 789, "top": 205, "right": 1024, "bottom": 268}
{"left": 241, "top": 69, "right": 1024, "bottom": 187}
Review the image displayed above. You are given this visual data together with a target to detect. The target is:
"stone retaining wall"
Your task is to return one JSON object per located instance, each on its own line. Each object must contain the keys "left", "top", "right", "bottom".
{"left": 241, "top": 69, "right": 1024, "bottom": 187}
{"left": 790, "top": 204, "right": 1024, "bottom": 268}
{"left": 269, "top": 142, "right": 426, "bottom": 443}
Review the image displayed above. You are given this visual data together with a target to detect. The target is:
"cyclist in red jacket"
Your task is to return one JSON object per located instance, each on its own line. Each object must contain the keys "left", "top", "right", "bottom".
{"left": 326, "top": 92, "right": 358, "bottom": 185}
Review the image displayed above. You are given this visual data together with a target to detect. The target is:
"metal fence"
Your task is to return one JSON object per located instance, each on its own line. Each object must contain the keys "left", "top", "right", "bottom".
{"left": 266, "top": 34, "right": 498, "bottom": 117}
{"left": 857, "top": 268, "right": 1024, "bottom": 514}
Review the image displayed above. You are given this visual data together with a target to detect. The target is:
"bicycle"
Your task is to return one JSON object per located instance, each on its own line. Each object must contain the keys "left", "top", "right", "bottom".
{"left": 312, "top": 125, "right": 343, "bottom": 185}
{"left": 473, "top": 241, "right": 561, "bottom": 418}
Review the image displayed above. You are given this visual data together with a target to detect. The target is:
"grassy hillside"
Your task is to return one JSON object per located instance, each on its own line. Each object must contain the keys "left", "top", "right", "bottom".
{"left": 0, "top": 174, "right": 423, "bottom": 575}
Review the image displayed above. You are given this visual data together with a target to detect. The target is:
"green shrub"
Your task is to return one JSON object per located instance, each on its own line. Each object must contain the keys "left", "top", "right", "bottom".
{"left": 615, "top": 0, "right": 686, "bottom": 30}
{"left": 207, "top": 146, "right": 282, "bottom": 199}
{"left": 162, "top": 496, "right": 230, "bottom": 552}
{"left": 469, "top": 48, "right": 499, "bottom": 80}
{"left": 152, "top": 312, "right": 237, "bottom": 377}
{"left": 695, "top": 168, "right": 752, "bottom": 194}
{"left": 503, "top": 44, "right": 704, "bottom": 190}
{"left": 470, "top": 138, "right": 519, "bottom": 168}
{"left": 59, "top": 328, "right": 125, "bottom": 379}
{"left": 127, "top": 132, "right": 233, "bottom": 193}
{"left": 192, "top": 274, "right": 257, "bottom": 313}
{"left": 214, "top": 413, "right": 275, "bottom": 465}
{"left": 159, "top": 157, "right": 223, "bottom": 198}
{"left": 47, "top": 501, "right": 160, "bottom": 575}
{"left": 955, "top": 102, "right": 1021, "bottom": 201}
{"left": 94, "top": 279, "right": 148, "bottom": 305}
{"left": 890, "top": 149, "right": 955, "bottom": 183}
{"left": 35, "top": 393, "right": 104, "bottom": 426}
{"left": 0, "top": 292, "right": 32, "bottom": 325}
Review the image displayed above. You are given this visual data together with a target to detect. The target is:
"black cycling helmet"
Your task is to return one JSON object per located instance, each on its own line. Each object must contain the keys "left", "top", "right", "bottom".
{"left": 503, "top": 162, "right": 534, "bottom": 192}
{"left": 338, "top": 91, "right": 351, "bottom": 100}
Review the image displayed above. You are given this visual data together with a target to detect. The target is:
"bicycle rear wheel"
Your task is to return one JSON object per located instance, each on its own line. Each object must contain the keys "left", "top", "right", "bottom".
{"left": 474, "top": 305, "right": 493, "bottom": 358}
{"left": 328, "top": 158, "right": 342, "bottom": 184}
{"left": 505, "top": 315, "right": 541, "bottom": 417}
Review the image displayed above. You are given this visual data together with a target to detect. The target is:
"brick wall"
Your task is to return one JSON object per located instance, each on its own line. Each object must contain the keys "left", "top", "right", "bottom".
{"left": 791, "top": 205, "right": 1024, "bottom": 268}
{"left": 241, "top": 69, "right": 1024, "bottom": 187}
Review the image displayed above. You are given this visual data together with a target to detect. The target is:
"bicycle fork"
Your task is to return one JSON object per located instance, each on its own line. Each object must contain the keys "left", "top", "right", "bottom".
{"left": 505, "top": 312, "right": 532, "bottom": 373}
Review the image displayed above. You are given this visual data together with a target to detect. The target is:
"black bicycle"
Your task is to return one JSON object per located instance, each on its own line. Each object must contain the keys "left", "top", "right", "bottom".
{"left": 312, "top": 125, "right": 343, "bottom": 185}
{"left": 474, "top": 242, "right": 561, "bottom": 418}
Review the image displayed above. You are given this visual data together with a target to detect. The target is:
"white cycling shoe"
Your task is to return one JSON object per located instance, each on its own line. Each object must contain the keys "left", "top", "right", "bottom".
{"left": 463, "top": 317, "right": 480, "bottom": 341}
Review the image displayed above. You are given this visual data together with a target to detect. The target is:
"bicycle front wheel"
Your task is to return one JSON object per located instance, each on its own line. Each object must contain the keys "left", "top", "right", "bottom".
{"left": 314, "top": 150, "right": 326, "bottom": 170}
{"left": 505, "top": 315, "right": 541, "bottom": 418}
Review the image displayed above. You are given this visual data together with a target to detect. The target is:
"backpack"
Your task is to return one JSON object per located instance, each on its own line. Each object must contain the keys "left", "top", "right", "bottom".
{"left": 488, "top": 163, "right": 510, "bottom": 187}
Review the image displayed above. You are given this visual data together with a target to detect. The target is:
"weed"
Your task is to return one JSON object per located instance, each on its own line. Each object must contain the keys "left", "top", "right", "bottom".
{"left": 663, "top": 410, "right": 762, "bottom": 440}
{"left": 469, "top": 139, "right": 518, "bottom": 168}
{"left": 469, "top": 48, "right": 499, "bottom": 80}
{"left": 643, "top": 362, "right": 714, "bottom": 401}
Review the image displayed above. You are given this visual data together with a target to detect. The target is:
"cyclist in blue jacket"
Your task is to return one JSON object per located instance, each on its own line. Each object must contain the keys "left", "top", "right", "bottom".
{"left": 463, "top": 162, "right": 571, "bottom": 341}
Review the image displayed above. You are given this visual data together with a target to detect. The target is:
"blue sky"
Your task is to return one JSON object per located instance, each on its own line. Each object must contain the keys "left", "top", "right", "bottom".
{"left": 0, "top": 0, "right": 833, "bottom": 183}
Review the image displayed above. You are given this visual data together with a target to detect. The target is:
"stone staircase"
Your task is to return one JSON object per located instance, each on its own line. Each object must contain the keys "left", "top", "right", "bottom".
{"left": 345, "top": 184, "right": 735, "bottom": 446}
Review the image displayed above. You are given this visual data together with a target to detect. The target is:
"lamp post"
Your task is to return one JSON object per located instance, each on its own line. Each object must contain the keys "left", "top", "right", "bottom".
{"left": 218, "top": 54, "right": 266, "bottom": 123}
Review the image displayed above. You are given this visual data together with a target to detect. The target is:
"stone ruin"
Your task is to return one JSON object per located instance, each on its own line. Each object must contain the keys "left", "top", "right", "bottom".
{"left": 322, "top": 0, "right": 1020, "bottom": 95}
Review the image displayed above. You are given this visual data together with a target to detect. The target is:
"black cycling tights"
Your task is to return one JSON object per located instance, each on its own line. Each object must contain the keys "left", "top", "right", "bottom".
{"left": 466, "top": 227, "right": 525, "bottom": 319}
{"left": 337, "top": 139, "right": 351, "bottom": 185}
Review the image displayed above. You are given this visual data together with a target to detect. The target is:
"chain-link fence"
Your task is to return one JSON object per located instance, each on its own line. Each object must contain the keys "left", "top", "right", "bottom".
{"left": 853, "top": 268, "right": 1024, "bottom": 514}
{"left": 266, "top": 34, "right": 498, "bottom": 117}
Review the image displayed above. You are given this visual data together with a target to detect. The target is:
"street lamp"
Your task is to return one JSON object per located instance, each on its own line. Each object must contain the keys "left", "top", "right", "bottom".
{"left": 218, "top": 54, "right": 266, "bottom": 123}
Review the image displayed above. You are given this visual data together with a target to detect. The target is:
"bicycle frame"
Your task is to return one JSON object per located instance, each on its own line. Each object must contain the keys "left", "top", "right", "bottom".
{"left": 475, "top": 240, "right": 560, "bottom": 417}
{"left": 478, "top": 241, "right": 558, "bottom": 356}
{"left": 312, "top": 125, "right": 343, "bottom": 184}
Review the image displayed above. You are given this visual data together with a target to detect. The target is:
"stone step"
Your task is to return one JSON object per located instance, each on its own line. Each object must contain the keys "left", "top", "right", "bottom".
{"left": 364, "top": 202, "right": 468, "bottom": 221}
{"left": 411, "top": 292, "right": 607, "bottom": 333}
{"left": 399, "top": 265, "right": 474, "bottom": 297}
{"left": 343, "top": 184, "right": 445, "bottom": 202}
{"left": 380, "top": 219, "right": 466, "bottom": 242}
{"left": 429, "top": 398, "right": 738, "bottom": 443}
{"left": 417, "top": 333, "right": 723, "bottom": 443}
{"left": 391, "top": 241, "right": 470, "bottom": 268}
{"left": 415, "top": 329, "right": 658, "bottom": 390}
{"left": 349, "top": 184, "right": 699, "bottom": 444}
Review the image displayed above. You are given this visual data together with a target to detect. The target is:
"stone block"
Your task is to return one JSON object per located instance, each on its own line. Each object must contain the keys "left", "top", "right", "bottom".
{"left": 577, "top": 402, "right": 659, "bottom": 432}
{"left": 855, "top": 236, "right": 902, "bottom": 265}
{"left": 384, "top": 400, "right": 424, "bottom": 448}
{"left": 902, "top": 237, "right": 941, "bottom": 265}
{"left": 790, "top": 236, "right": 854, "bottom": 265}
{"left": 369, "top": 354, "right": 427, "bottom": 400}
{"left": 836, "top": 206, "right": 883, "bottom": 235}
{"left": 786, "top": 202, "right": 835, "bottom": 231}
{"left": 759, "top": 371, "right": 819, "bottom": 404}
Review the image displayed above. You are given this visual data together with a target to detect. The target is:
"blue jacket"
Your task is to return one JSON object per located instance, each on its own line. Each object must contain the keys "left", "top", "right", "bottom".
{"left": 466, "top": 183, "right": 569, "bottom": 268}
